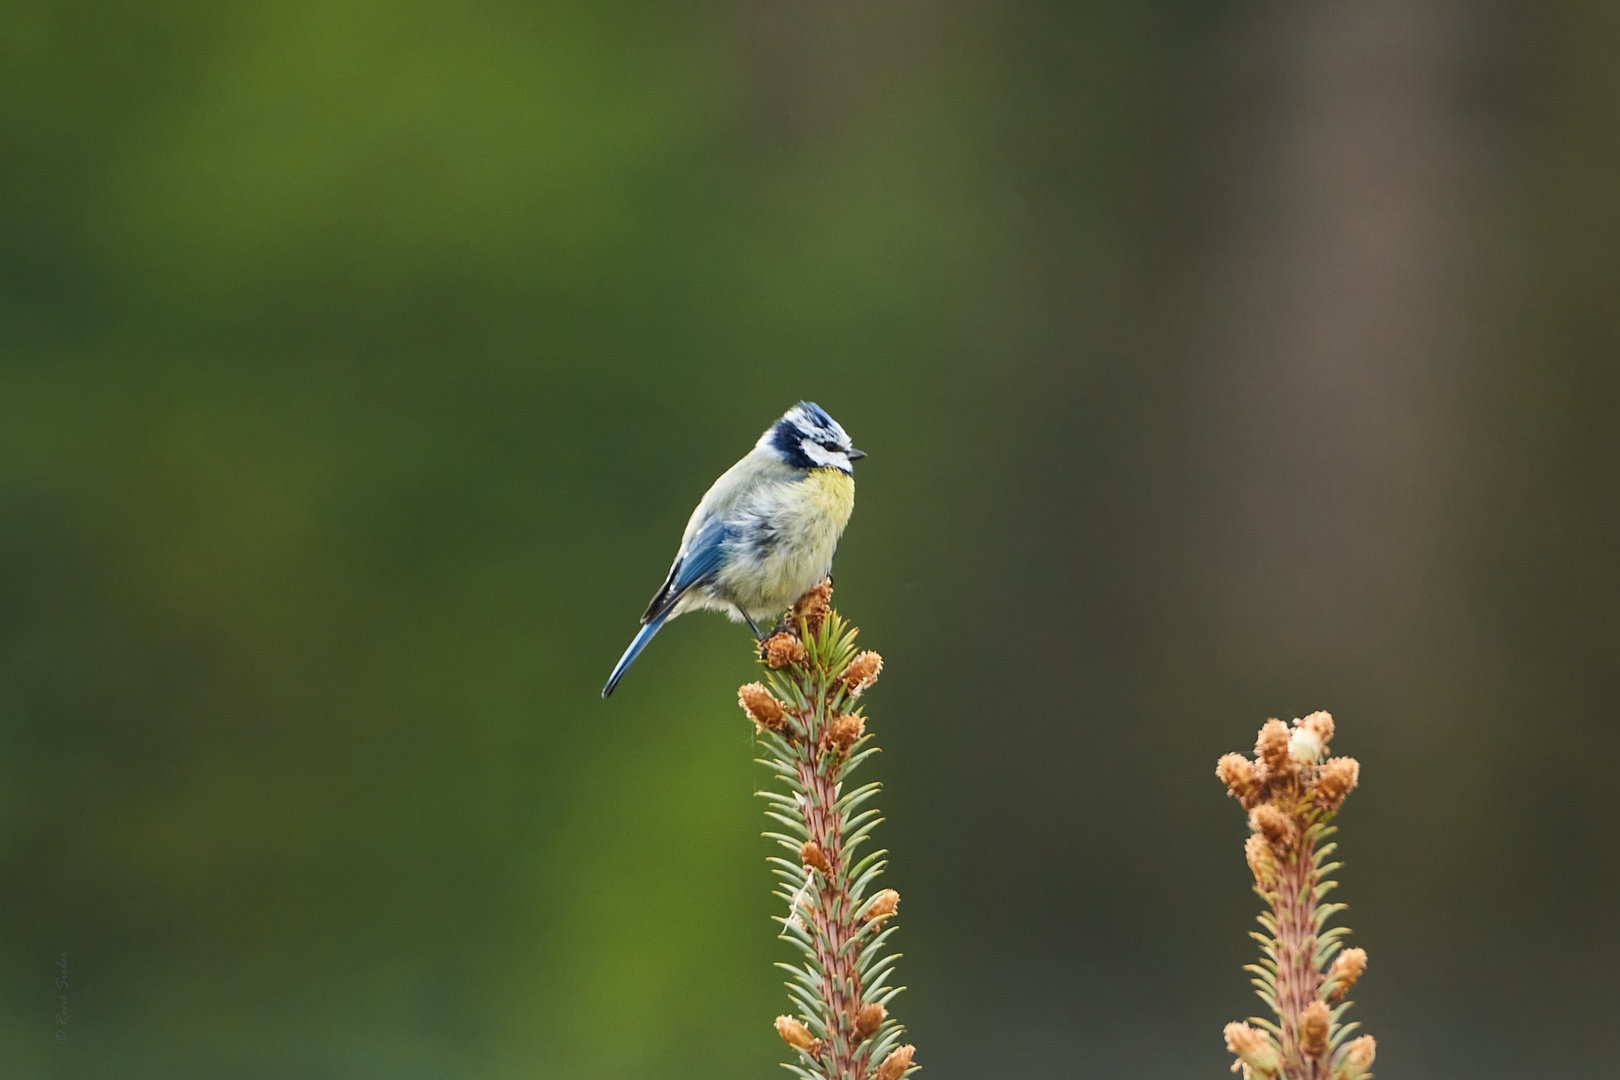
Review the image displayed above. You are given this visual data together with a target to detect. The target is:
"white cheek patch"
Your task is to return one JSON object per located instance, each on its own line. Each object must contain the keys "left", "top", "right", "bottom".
{"left": 801, "top": 439, "right": 850, "bottom": 469}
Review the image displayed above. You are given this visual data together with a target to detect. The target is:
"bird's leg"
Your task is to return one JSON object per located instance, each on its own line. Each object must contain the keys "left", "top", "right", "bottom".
{"left": 738, "top": 607, "right": 766, "bottom": 640}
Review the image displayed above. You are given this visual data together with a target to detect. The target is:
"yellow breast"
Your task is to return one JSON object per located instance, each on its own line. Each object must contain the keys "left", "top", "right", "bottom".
{"left": 801, "top": 467, "right": 856, "bottom": 527}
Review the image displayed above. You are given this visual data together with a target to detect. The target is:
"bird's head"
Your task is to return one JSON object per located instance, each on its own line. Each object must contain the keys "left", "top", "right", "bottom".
{"left": 760, "top": 401, "right": 866, "bottom": 474}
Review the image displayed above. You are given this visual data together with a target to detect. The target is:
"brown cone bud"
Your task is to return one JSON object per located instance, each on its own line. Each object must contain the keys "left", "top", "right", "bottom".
{"left": 1244, "top": 833, "right": 1274, "bottom": 886}
{"left": 841, "top": 651, "right": 883, "bottom": 697}
{"left": 800, "top": 839, "right": 832, "bottom": 878}
{"left": 876, "top": 1043, "right": 914, "bottom": 1080}
{"left": 738, "top": 682, "right": 787, "bottom": 733}
{"left": 1337, "top": 1035, "right": 1376, "bottom": 1079}
{"left": 1313, "top": 756, "right": 1360, "bottom": 811}
{"left": 854, "top": 1002, "right": 886, "bottom": 1040}
{"left": 1299, "top": 1000, "right": 1330, "bottom": 1057}
{"left": 864, "top": 889, "right": 900, "bottom": 925}
{"left": 824, "top": 712, "right": 866, "bottom": 753}
{"left": 774, "top": 1015, "right": 821, "bottom": 1054}
{"left": 1250, "top": 803, "right": 1295, "bottom": 851}
{"left": 1217, "top": 753, "right": 1264, "bottom": 808}
{"left": 793, "top": 578, "right": 834, "bottom": 635}
{"left": 1324, "top": 947, "right": 1367, "bottom": 1001}
{"left": 1291, "top": 711, "right": 1334, "bottom": 763}
{"left": 1256, "top": 719, "right": 1295, "bottom": 781}
{"left": 762, "top": 632, "right": 808, "bottom": 669}
{"left": 1224, "top": 1022, "right": 1279, "bottom": 1077}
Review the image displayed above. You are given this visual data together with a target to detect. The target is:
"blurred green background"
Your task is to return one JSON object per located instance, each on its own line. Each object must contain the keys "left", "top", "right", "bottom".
{"left": 2, "top": 1, "right": 1616, "bottom": 1077}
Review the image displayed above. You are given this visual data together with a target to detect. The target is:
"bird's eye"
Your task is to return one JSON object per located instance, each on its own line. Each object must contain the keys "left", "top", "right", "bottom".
{"left": 819, "top": 442, "right": 842, "bottom": 453}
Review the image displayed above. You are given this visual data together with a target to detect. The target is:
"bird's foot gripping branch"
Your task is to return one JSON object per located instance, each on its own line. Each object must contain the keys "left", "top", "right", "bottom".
{"left": 1217, "top": 713, "right": 1375, "bottom": 1080}
{"left": 738, "top": 580, "right": 917, "bottom": 1080}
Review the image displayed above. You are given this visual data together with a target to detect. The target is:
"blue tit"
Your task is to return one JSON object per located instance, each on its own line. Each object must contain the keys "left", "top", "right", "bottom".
{"left": 602, "top": 401, "right": 866, "bottom": 697}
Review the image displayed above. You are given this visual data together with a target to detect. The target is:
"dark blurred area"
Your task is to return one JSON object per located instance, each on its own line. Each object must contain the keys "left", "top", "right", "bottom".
{"left": 2, "top": 0, "right": 1615, "bottom": 1076}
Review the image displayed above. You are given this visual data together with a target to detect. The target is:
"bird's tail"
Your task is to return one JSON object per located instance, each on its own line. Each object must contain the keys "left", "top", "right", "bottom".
{"left": 601, "top": 612, "right": 670, "bottom": 698}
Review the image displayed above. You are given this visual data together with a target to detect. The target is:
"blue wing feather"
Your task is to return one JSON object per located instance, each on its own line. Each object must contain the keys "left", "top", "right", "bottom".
{"left": 641, "top": 514, "right": 730, "bottom": 624}
{"left": 605, "top": 511, "right": 738, "bottom": 696}
{"left": 606, "top": 515, "right": 732, "bottom": 698}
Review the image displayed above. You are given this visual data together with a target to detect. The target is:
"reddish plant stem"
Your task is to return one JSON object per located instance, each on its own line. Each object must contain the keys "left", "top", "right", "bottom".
{"left": 793, "top": 679, "right": 867, "bottom": 1077}
{"left": 1272, "top": 801, "right": 1324, "bottom": 1079}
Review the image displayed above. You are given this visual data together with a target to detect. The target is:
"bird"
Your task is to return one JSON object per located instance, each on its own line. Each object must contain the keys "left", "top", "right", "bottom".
{"left": 602, "top": 401, "right": 865, "bottom": 697}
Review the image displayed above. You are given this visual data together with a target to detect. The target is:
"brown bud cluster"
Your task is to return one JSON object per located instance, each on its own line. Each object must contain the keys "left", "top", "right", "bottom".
{"left": 1324, "top": 947, "right": 1367, "bottom": 1001}
{"left": 876, "top": 1043, "right": 915, "bottom": 1080}
{"left": 1217, "top": 753, "right": 1265, "bottom": 809}
{"left": 799, "top": 839, "right": 832, "bottom": 878}
{"left": 864, "top": 889, "right": 900, "bottom": 926}
{"left": 1313, "top": 756, "right": 1361, "bottom": 811}
{"left": 854, "top": 1001, "right": 886, "bottom": 1040}
{"left": 774, "top": 1015, "right": 822, "bottom": 1056}
{"left": 762, "top": 632, "right": 808, "bottom": 669}
{"left": 1224, "top": 1021, "right": 1279, "bottom": 1078}
{"left": 793, "top": 578, "right": 834, "bottom": 635}
{"left": 841, "top": 650, "right": 883, "bottom": 697}
{"left": 1216, "top": 712, "right": 1356, "bottom": 818}
{"left": 738, "top": 683, "right": 787, "bottom": 733}
{"left": 1299, "top": 1000, "right": 1330, "bottom": 1058}
{"left": 822, "top": 712, "right": 866, "bottom": 754}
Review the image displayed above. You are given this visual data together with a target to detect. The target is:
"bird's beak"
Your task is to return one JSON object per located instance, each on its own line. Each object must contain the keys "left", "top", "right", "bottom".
{"left": 847, "top": 447, "right": 867, "bottom": 460}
